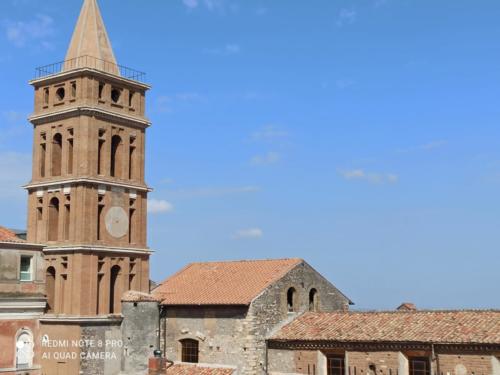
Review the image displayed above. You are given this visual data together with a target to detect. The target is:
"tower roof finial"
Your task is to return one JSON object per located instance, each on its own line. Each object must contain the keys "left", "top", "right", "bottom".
{"left": 65, "top": 0, "right": 119, "bottom": 75}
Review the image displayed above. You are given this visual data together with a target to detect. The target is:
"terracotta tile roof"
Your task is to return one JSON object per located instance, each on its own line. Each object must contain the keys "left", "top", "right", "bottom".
{"left": 166, "top": 363, "right": 235, "bottom": 375}
{"left": 0, "top": 226, "right": 26, "bottom": 243}
{"left": 153, "top": 258, "right": 303, "bottom": 306}
{"left": 271, "top": 310, "right": 500, "bottom": 344}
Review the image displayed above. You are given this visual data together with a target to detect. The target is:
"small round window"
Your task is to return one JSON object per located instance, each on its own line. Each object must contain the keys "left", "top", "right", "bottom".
{"left": 111, "top": 88, "right": 121, "bottom": 104}
{"left": 56, "top": 87, "right": 65, "bottom": 101}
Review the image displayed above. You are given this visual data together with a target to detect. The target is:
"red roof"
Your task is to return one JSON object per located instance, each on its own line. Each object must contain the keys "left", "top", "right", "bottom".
{"left": 153, "top": 259, "right": 303, "bottom": 306}
{"left": 271, "top": 310, "right": 500, "bottom": 344}
{"left": 166, "top": 363, "right": 235, "bottom": 375}
{"left": 0, "top": 226, "right": 25, "bottom": 243}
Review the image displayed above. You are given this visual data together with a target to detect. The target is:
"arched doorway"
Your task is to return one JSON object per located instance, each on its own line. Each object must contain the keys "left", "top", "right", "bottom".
{"left": 52, "top": 133, "right": 62, "bottom": 176}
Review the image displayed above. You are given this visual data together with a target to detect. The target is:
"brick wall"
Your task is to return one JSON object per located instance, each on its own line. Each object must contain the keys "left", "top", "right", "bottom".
{"left": 437, "top": 354, "right": 493, "bottom": 375}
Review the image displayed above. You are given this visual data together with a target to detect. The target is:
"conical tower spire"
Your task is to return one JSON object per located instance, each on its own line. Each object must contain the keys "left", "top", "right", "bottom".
{"left": 64, "top": 0, "right": 119, "bottom": 75}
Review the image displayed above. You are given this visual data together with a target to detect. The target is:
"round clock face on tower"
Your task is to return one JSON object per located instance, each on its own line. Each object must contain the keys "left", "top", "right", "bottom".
{"left": 105, "top": 207, "right": 129, "bottom": 238}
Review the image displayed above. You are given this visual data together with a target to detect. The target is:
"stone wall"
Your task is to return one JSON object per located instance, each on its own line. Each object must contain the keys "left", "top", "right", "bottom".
{"left": 121, "top": 301, "right": 159, "bottom": 375}
{"left": 161, "top": 306, "right": 249, "bottom": 370}
{"left": 246, "top": 262, "right": 349, "bottom": 374}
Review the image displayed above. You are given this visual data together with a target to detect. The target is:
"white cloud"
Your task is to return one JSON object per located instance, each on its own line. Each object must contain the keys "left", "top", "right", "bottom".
{"left": 156, "top": 93, "right": 202, "bottom": 113}
{"left": 203, "top": 44, "right": 241, "bottom": 55}
{"left": 148, "top": 199, "right": 174, "bottom": 214}
{"left": 233, "top": 228, "right": 263, "bottom": 239}
{"left": 397, "top": 140, "right": 448, "bottom": 153}
{"left": 182, "top": 0, "right": 228, "bottom": 12}
{"left": 339, "top": 169, "right": 399, "bottom": 185}
{"left": 336, "top": 8, "right": 357, "bottom": 27}
{"left": 251, "top": 125, "right": 289, "bottom": 142}
{"left": 250, "top": 152, "right": 281, "bottom": 166}
{"left": 3, "top": 14, "right": 55, "bottom": 48}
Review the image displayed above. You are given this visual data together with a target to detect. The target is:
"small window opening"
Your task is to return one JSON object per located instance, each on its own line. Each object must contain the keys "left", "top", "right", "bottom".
{"left": 67, "top": 139, "right": 74, "bottom": 174}
{"left": 98, "top": 82, "right": 105, "bottom": 100}
{"left": 309, "top": 288, "right": 318, "bottom": 312}
{"left": 56, "top": 87, "right": 65, "bottom": 101}
{"left": 111, "top": 88, "right": 121, "bottom": 104}
{"left": 181, "top": 339, "right": 199, "bottom": 363}
{"left": 43, "top": 88, "right": 49, "bottom": 105}
{"left": 40, "top": 143, "right": 46, "bottom": 177}
{"left": 129, "top": 91, "right": 135, "bottom": 108}
{"left": 20, "top": 256, "right": 33, "bottom": 281}
{"left": 71, "top": 82, "right": 77, "bottom": 98}
{"left": 287, "top": 287, "right": 297, "bottom": 312}
{"left": 110, "top": 135, "right": 123, "bottom": 178}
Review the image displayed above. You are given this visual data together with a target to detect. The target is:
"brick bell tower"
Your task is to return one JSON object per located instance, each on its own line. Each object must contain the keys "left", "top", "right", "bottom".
{"left": 26, "top": 0, "right": 152, "bottom": 372}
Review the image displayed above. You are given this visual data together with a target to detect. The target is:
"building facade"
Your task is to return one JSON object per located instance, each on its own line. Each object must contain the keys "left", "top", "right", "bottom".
{"left": 267, "top": 310, "right": 500, "bottom": 375}
{"left": 0, "top": 227, "right": 46, "bottom": 375}
{"left": 151, "top": 259, "right": 351, "bottom": 375}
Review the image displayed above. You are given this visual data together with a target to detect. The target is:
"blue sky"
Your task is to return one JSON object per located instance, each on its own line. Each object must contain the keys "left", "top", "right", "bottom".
{"left": 1, "top": 0, "right": 499, "bottom": 310}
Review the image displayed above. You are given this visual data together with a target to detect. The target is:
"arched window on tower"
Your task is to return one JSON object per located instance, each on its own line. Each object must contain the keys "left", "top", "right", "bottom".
{"left": 110, "top": 135, "right": 123, "bottom": 178}
{"left": 46, "top": 267, "right": 56, "bottom": 313}
{"left": 48, "top": 197, "right": 60, "bottom": 241}
{"left": 309, "top": 288, "right": 319, "bottom": 312}
{"left": 16, "top": 330, "right": 34, "bottom": 369}
{"left": 180, "top": 339, "right": 199, "bottom": 363}
{"left": 109, "top": 265, "right": 121, "bottom": 314}
{"left": 287, "top": 287, "right": 297, "bottom": 312}
{"left": 52, "top": 133, "right": 62, "bottom": 176}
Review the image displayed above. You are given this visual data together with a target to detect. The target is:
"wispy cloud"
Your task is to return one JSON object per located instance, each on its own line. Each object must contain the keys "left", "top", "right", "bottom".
{"left": 251, "top": 125, "right": 289, "bottom": 142}
{"left": 374, "top": 0, "right": 389, "bottom": 8}
{"left": 336, "top": 8, "right": 357, "bottom": 27}
{"left": 339, "top": 169, "right": 399, "bottom": 185}
{"left": 397, "top": 140, "right": 448, "bottom": 153}
{"left": 156, "top": 93, "right": 203, "bottom": 113}
{"left": 166, "top": 186, "right": 260, "bottom": 199}
{"left": 182, "top": 0, "right": 234, "bottom": 13}
{"left": 203, "top": 44, "right": 241, "bottom": 55}
{"left": 3, "top": 14, "right": 55, "bottom": 48}
{"left": 148, "top": 199, "right": 174, "bottom": 214}
{"left": 233, "top": 228, "right": 263, "bottom": 239}
{"left": 250, "top": 152, "right": 281, "bottom": 166}
{"left": 336, "top": 79, "right": 356, "bottom": 90}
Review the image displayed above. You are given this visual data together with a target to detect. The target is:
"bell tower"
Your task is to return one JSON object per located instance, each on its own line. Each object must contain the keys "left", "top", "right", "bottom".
{"left": 26, "top": 0, "right": 151, "bottom": 320}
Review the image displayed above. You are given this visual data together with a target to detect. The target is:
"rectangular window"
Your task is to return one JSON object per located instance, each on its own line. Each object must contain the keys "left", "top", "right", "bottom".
{"left": 409, "top": 357, "right": 431, "bottom": 375}
{"left": 20, "top": 256, "right": 33, "bottom": 281}
{"left": 327, "top": 356, "right": 345, "bottom": 375}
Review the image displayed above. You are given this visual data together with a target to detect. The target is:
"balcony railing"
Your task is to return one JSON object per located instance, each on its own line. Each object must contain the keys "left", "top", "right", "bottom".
{"left": 35, "top": 55, "right": 146, "bottom": 83}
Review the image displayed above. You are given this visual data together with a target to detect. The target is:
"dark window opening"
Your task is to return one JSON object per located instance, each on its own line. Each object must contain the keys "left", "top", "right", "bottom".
{"left": 67, "top": 139, "right": 74, "bottom": 174}
{"left": 181, "top": 339, "right": 199, "bottom": 363}
{"left": 98, "top": 82, "right": 105, "bottom": 100}
{"left": 64, "top": 203, "right": 71, "bottom": 241}
{"left": 110, "top": 135, "right": 123, "bottom": 178}
{"left": 56, "top": 87, "right": 65, "bottom": 101}
{"left": 40, "top": 143, "right": 46, "bottom": 177}
{"left": 309, "top": 288, "right": 318, "bottom": 312}
{"left": 97, "top": 203, "right": 104, "bottom": 241}
{"left": 129, "top": 208, "right": 135, "bottom": 244}
{"left": 111, "top": 88, "right": 121, "bottom": 104}
{"left": 109, "top": 265, "right": 121, "bottom": 314}
{"left": 327, "top": 356, "right": 345, "bottom": 375}
{"left": 71, "top": 82, "right": 77, "bottom": 98}
{"left": 287, "top": 287, "right": 297, "bottom": 312}
{"left": 129, "top": 91, "right": 135, "bottom": 108}
{"left": 409, "top": 357, "right": 431, "bottom": 375}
